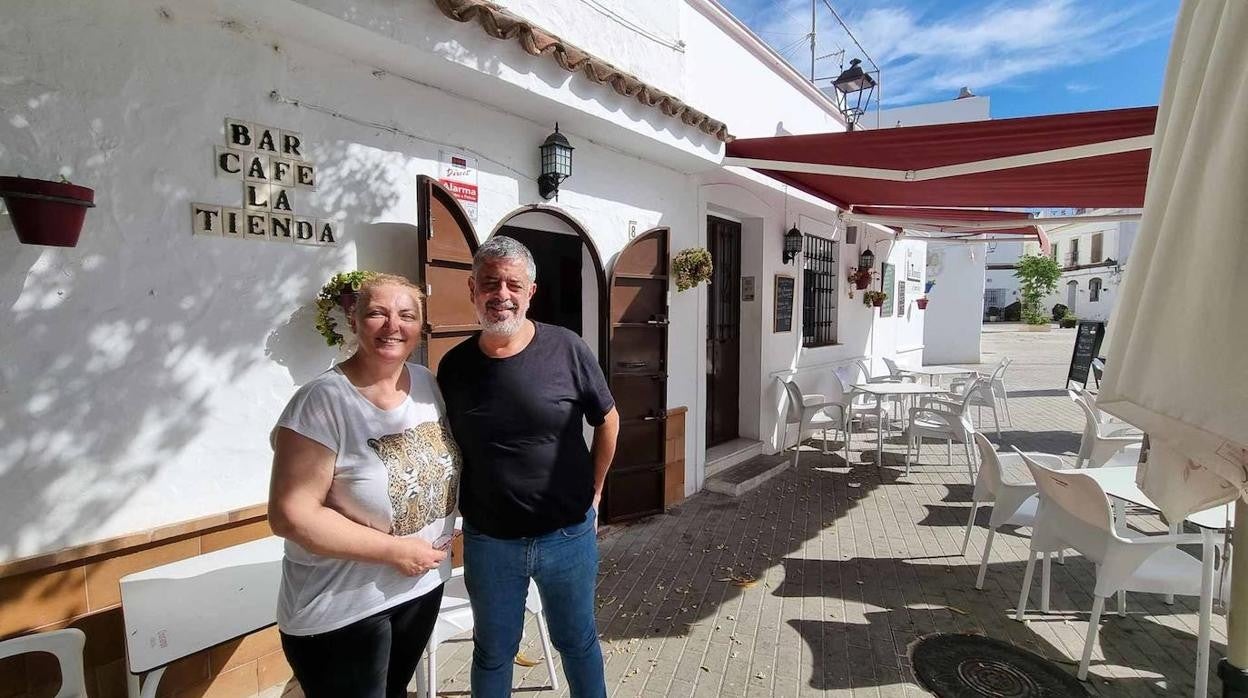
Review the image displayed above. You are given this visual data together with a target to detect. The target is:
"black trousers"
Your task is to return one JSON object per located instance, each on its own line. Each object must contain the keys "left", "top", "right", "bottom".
{"left": 281, "top": 584, "right": 445, "bottom": 698}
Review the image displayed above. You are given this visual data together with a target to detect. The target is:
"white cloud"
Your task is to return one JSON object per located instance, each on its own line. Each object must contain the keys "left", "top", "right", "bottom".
{"left": 746, "top": 0, "right": 1172, "bottom": 107}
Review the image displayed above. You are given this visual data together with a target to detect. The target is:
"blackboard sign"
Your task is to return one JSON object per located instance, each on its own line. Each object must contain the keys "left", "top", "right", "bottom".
{"left": 1067, "top": 321, "right": 1106, "bottom": 387}
{"left": 880, "top": 263, "right": 896, "bottom": 317}
{"left": 774, "top": 275, "right": 794, "bottom": 333}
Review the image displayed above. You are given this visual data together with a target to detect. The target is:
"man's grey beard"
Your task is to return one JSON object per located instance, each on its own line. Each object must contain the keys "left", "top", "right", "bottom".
{"left": 479, "top": 313, "right": 526, "bottom": 337}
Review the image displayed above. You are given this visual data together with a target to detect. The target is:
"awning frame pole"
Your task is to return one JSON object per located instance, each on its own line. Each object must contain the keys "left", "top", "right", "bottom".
{"left": 845, "top": 212, "right": 1141, "bottom": 231}
{"left": 722, "top": 135, "right": 1151, "bottom": 181}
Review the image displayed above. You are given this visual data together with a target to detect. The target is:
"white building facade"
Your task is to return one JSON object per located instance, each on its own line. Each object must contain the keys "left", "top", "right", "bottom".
{"left": 1036, "top": 210, "right": 1140, "bottom": 322}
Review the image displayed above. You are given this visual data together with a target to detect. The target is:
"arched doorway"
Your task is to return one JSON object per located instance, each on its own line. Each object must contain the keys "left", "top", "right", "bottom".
{"left": 1066, "top": 279, "right": 1079, "bottom": 314}
{"left": 489, "top": 206, "right": 608, "bottom": 368}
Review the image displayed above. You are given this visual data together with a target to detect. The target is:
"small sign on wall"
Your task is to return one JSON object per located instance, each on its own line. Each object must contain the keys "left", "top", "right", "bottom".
{"left": 774, "top": 275, "right": 794, "bottom": 332}
{"left": 741, "top": 276, "right": 755, "bottom": 302}
{"left": 438, "top": 151, "right": 479, "bottom": 221}
{"left": 192, "top": 118, "right": 338, "bottom": 245}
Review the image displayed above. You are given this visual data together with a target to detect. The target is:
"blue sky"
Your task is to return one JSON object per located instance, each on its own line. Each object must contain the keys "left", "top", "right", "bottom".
{"left": 719, "top": 0, "right": 1179, "bottom": 118}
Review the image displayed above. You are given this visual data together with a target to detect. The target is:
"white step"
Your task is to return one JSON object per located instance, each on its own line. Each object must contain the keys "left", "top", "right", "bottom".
{"left": 704, "top": 453, "right": 790, "bottom": 497}
{"left": 705, "top": 438, "right": 765, "bottom": 478}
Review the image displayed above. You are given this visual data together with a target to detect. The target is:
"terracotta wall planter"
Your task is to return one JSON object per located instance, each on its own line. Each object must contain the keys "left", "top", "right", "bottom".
{"left": 916, "top": 298, "right": 929, "bottom": 309}
{"left": 0, "top": 176, "right": 96, "bottom": 247}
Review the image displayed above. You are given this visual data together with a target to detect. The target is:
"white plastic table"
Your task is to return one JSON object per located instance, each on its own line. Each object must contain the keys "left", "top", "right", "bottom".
{"left": 905, "top": 365, "right": 977, "bottom": 386}
{"left": 120, "top": 536, "right": 284, "bottom": 698}
{"left": 1079, "top": 467, "right": 1232, "bottom": 698}
{"left": 851, "top": 383, "right": 948, "bottom": 465}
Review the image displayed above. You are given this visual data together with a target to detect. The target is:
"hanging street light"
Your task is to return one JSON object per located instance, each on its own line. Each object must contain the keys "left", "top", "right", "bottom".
{"left": 831, "top": 58, "right": 877, "bottom": 131}
{"left": 783, "top": 224, "right": 803, "bottom": 264}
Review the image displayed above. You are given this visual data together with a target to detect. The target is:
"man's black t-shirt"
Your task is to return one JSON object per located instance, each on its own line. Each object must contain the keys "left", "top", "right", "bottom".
{"left": 437, "top": 322, "right": 615, "bottom": 538}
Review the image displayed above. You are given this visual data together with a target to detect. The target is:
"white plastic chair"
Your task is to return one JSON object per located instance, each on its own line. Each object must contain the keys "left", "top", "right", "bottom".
{"left": 923, "top": 377, "right": 1003, "bottom": 439}
{"left": 779, "top": 378, "right": 850, "bottom": 468}
{"left": 963, "top": 433, "right": 1069, "bottom": 589}
{"left": 835, "top": 366, "right": 891, "bottom": 434}
{"left": 881, "top": 357, "right": 918, "bottom": 383}
{"left": 951, "top": 358, "right": 1013, "bottom": 427}
{"left": 418, "top": 568, "right": 558, "bottom": 697}
{"left": 1069, "top": 389, "right": 1143, "bottom": 468}
{"left": 1014, "top": 450, "right": 1208, "bottom": 680}
{"left": 903, "top": 405, "right": 977, "bottom": 480}
{"left": 0, "top": 628, "right": 88, "bottom": 698}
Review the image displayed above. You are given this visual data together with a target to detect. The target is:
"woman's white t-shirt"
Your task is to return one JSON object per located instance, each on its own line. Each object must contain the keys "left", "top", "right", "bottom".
{"left": 273, "top": 363, "right": 461, "bottom": 636}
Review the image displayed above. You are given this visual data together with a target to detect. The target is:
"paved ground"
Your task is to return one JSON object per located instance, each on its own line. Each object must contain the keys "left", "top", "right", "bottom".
{"left": 319, "top": 325, "right": 1225, "bottom": 697}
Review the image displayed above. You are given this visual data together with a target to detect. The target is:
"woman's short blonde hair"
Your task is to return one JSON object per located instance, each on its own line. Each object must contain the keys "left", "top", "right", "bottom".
{"left": 352, "top": 273, "right": 426, "bottom": 326}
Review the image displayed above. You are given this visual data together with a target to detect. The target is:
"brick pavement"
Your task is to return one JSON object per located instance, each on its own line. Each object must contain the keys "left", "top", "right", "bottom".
{"left": 421, "top": 325, "right": 1222, "bottom": 697}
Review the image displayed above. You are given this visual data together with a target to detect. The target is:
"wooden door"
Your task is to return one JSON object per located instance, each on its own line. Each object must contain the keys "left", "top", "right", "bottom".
{"left": 706, "top": 216, "right": 741, "bottom": 448}
{"left": 417, "top": 176, "right": 479, "bottom": 372}
{"left": 604, "top": 229, "right": 670, "bottom": 523}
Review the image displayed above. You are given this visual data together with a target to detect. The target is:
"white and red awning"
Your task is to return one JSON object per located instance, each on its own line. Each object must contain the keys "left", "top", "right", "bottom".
{"left": 723, "top": 106, "right": 1157, "bottom": 247}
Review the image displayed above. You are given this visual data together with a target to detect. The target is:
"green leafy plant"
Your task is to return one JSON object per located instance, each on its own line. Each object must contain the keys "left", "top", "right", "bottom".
{"left": 315, "top": 270, "right": 378, "bottom": 346}
{"left": 862, "top": 290, "right": 887, "bottom": 307}
{"left": 672, "top": 247, "right": 713, "bottom": 292}
{"left": 1059, "top": 314, "right": 1078, "bottom": 329}
{"left": 1014, "top": 254, "right": 1062, "bottom": 326}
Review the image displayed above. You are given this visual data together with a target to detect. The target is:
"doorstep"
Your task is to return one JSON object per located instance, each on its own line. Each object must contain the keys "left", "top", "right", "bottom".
{"left": 705, "top": 438, "right": 765, "bottom": 478}
{"left": 704, "top": 452, "right": 790, "bottom": 497}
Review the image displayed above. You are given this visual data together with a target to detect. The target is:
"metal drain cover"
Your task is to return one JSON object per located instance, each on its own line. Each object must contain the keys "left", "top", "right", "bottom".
{"left": 909, "top": 634, "right": 1086, "bottom": 697}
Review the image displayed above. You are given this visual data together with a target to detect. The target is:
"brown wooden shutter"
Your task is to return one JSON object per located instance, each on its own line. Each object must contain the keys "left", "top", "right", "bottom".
{"left": 417, "top": 176, "right": 479, "bottom": 373}
{"left": 602, "top": 228, "right": 670, "bottom": 523}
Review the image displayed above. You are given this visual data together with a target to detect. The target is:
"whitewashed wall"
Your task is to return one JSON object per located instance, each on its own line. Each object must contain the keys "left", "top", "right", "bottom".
{"left": 0, "top": 0, "right": 705, "bottom": 561}
{"left": 923, "top": 243, "right": 986, "bottom": 364}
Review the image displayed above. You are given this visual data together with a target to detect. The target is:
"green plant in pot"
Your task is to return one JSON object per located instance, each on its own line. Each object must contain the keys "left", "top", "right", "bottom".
{"left": 672, "top": 247, "right": 713, "bottom": 292}
{"left": 1014, "top": 254, "right": 1061, "bottom": 328}
{"left": 315, "top": 270, "right": 379, "bottom": 346}
{"left": 862, "top": 290, "right": 887, "bottom": 308}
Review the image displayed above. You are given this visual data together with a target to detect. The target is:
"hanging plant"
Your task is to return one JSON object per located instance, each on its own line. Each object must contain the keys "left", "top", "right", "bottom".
{"left": 315, "top": 270, "right": 378, "bottom": 346}
{"left": 672, "top": 247, "right": 713, "bottom": 292}
{"left": 862, "top": 290, "right": 887, "bottom": 308}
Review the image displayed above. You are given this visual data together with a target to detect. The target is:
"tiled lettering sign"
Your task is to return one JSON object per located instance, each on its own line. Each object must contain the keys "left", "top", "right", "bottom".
{"left": 191, "top": 118, "right": 336, "bottom": 245}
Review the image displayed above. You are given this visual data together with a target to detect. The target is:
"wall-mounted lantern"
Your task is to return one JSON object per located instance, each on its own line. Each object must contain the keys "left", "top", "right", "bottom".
{"left": 783, "top": 225, "right": 803, "bottom": 264}
{"left": 858, "top": 245, "right": 876, "bottom": 271}
{"left": 538, "top": 123, "right": 574, "bottom": 200}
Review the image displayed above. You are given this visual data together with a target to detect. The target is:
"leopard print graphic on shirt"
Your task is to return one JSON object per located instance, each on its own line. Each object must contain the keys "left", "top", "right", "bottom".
{"left": 367, "top": 421, "right": 462, "bottom": 536}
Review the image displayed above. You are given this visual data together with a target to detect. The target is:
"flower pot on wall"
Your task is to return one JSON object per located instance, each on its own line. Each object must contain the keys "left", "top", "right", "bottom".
{"left": 916, "top": 298, "right": 929, "bottom": 310}
{"left": 0, "top": 177, "right": 96, "bottom": 247}
{"left": 855, "top": 275, "right": 871, "bottom": 290}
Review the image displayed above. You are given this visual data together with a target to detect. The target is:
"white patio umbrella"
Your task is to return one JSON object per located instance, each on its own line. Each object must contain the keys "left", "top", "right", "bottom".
{"left": 1096, "top": 0, "right": 1248, "bottom": 685}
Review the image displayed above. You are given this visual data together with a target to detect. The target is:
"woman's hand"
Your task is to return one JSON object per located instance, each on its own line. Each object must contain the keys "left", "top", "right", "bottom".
{"left": 387, "top": 537, "right": 447, "bottom": 576}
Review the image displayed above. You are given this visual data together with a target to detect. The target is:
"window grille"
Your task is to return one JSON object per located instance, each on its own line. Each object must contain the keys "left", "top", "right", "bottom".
{"left": 802, "top": 235, "right": 838, "bottom": 347}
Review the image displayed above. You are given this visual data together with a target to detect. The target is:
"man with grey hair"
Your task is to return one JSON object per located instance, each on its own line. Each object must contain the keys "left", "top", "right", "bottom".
{"left": 437, "top": 235, "right": 618, "bottom": 697}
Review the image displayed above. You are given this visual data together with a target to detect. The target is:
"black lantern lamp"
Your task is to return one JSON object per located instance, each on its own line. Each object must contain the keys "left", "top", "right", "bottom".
{"left": 858, "top": 245, "right": 875, "bottom": 271}
{"left": 831, "top": 58, "right": 877, "bottom": 131}
{"left": 783, "top": 224, "right": 803, "bottom": 264}
{"left": 538, "top": 123, "right": 574, "bottom": 200}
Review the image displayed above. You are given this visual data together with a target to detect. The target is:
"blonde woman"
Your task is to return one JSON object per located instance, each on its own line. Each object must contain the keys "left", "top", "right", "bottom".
{"left": 269, "top": 273, "right": 461, "bottom": 698}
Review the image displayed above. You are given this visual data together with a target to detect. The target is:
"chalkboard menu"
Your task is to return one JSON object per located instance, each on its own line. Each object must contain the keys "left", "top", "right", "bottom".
{"left": 880, "top": 263, "right": 896, "bottom": 317}
{"left": 1067, "top": 321, "right": 1106, "bottom": 387}
{"left": 774, "top": 275, "right": 794, "bottom": 332}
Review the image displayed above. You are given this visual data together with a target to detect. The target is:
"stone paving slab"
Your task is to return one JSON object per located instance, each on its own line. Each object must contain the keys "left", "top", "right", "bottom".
{"left": 415, "top": 326, "right": 1220, "bottom": 697}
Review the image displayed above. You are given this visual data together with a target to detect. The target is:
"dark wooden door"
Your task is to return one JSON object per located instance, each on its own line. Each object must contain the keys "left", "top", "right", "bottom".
{"left": 417, "top": 176, "right": 479, "bottom": 372}
{"left": 604, "top": 229, "right": 670, "bottom": 523}
{"left": 706, "top": 216, "right": 741, "bottom": 448}
{"left": 498, "top": 226, "right": 582, "bottom": 335}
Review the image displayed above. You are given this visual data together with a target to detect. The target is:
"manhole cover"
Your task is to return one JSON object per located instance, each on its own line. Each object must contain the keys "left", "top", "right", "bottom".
{"left": 909, "top": 634, "right": 1085, "bottom": 697}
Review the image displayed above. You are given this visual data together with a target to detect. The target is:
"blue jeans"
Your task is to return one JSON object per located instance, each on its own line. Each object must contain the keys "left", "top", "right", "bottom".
{"left": 463, "top": 510, "right": 605, "bottom": 698}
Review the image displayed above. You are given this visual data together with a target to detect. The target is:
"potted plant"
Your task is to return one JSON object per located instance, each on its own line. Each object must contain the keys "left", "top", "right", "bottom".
{"left": 315, "top": 270, "right": 378, "bottom": 346}
{"left": 847, "top": 267, "right": 873, "bottom": 290}
{"left": 915, "top": 297, "right": 929, "bottom": 310}
{"left": 0, "top": 175, "right": 96, "bottom": 247}
{"left": 1059, "top": 312, "right": 1078, "bottom": 329}
{"left": 1014, "top": 254, "right": 1061, "bottom": 333}
{"left": 863, "top": 290, "right": 887, "bottom": 308}
{"left": 672, "top": 247, "right": 713, "bottom": 292}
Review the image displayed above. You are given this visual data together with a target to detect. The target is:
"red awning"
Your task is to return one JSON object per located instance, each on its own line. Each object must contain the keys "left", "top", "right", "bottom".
{"left": 854, "top": 206, "right": 1038, "bottom": 236}
{"left": 724, "top": 107, "right": 1157, "bottom": 209}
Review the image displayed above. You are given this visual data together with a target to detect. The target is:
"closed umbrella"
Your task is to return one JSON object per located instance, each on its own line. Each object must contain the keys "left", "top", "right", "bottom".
{"left": 1096, "top": 0, "right": 1248, "bottom": 691}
